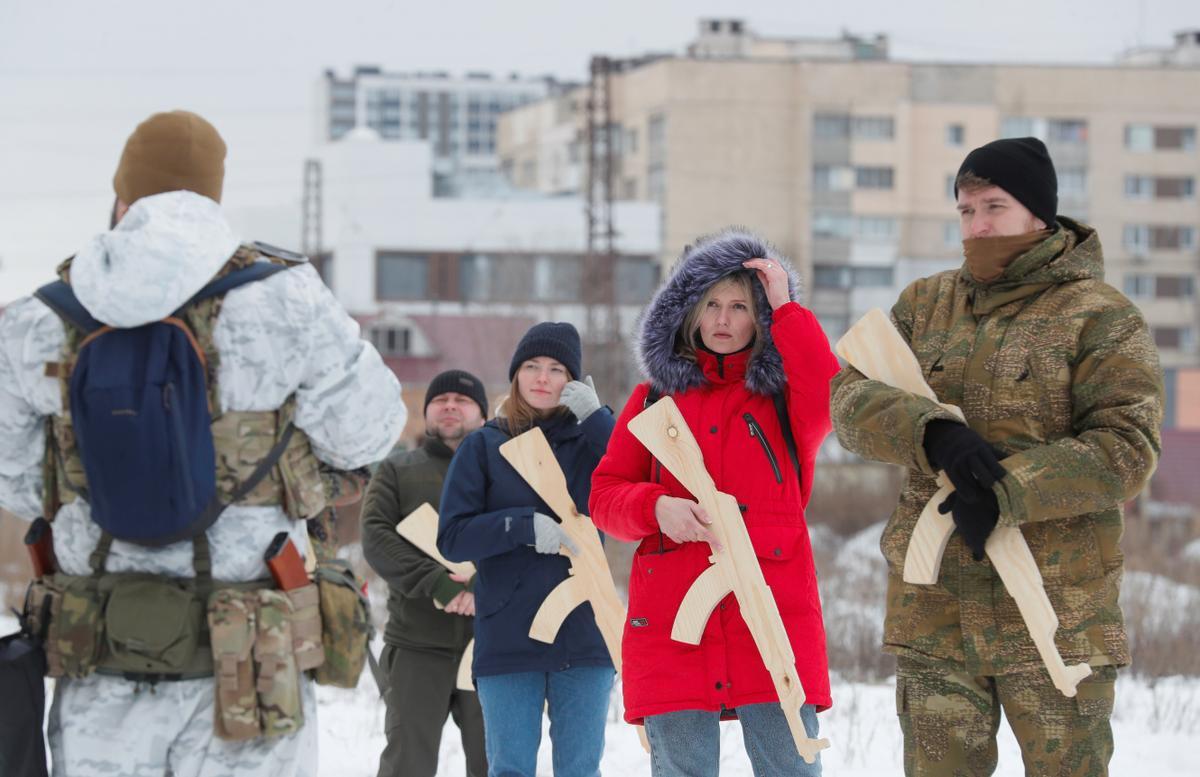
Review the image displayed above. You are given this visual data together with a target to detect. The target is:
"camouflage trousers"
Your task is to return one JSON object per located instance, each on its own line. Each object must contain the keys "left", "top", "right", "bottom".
{"left": 896, "top": 658, "right": 1116, "bottom": 777}
{"left": 47, "top": 672, "right": 318, "bottom": 777}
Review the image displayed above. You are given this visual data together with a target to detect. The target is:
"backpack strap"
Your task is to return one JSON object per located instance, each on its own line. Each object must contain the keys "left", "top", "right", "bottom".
{"left": 34, "top": 281, "right": 103, "bottom": 334}
{"left": 772, "top": 392, "right": 802, "bottom": 485}
{"left": 182, "top": 262, "right": 288, "bottom": 311}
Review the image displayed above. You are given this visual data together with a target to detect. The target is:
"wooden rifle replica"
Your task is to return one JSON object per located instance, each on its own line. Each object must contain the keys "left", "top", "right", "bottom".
{"left": 397, "top": 503, "right": 477, "bottom": 690}
{"left": 499, "top": 427, "right": 652, "bottom": 752}
{"left": 499, "top": 428, "right": 626, "bottom": 669}
{"left": 835, "top": 308, "right": 1092, "bottom": 697}
{"left": 627, "top": 396, "right": 830, "bottom": 764}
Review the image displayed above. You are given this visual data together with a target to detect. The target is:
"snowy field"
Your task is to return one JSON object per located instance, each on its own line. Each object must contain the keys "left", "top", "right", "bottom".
{"left": 314, "top": 646, "right": 1200, "bottom": 776}
{"left": 5, "top": 616, "right": 1199, "bottom": 775}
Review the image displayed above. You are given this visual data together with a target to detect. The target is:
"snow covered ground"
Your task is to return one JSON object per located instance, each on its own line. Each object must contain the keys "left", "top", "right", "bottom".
{"left": 312, "top": 638, "right": 1200, "bottom": 776}
{"left": 8, "top": 564, "right": 1200, "bottom": 775}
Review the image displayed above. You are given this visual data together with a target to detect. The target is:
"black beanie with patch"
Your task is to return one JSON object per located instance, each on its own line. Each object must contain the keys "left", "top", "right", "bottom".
{"left": 955, "top": 137, "right": 1058, "bottom": 228}
{"left": 424, "top": 369, "right": 488, "bottom": 418}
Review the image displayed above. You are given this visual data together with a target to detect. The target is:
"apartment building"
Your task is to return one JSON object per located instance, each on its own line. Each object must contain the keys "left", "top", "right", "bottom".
{"left": 317, "top": 66, "right": 561, "bottom": 195}
{"left": 497, "top": 20, "right": 1200, "bottom": 373}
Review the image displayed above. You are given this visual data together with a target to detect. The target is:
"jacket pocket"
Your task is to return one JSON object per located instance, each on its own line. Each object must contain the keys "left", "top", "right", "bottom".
{"left": 474, "top": 564, "right": 523, "bottom": 618}
{"left": 746, "top": 525, "right": 812, "bottom": 613}
{"left": 743, "top": 413, "right": 782, "bottom": 484}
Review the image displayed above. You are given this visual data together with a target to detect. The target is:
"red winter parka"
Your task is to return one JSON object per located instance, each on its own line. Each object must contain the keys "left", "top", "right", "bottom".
{"left": 589, "top": 231, "right": 840, "bottom": 723}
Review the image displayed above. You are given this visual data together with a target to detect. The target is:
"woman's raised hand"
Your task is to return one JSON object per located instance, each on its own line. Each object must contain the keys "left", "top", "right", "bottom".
{"left": 742, "top": 258, "right": 790, "bottom": 311}
{"left": 653, "top": 495, "right": 723, "bottom": 553}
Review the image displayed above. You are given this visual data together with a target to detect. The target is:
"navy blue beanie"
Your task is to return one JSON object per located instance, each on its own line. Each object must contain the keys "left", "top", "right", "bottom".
{"left": 508, "top": 322, "right": 582, "bottom": 381}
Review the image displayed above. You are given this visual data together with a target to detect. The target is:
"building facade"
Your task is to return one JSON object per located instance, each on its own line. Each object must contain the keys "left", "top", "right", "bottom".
{"left": 496, "top": 21, "right": 1200, "bottom": 374}
{"left": 317, "top": 66, "right": 563, "bottom": 196}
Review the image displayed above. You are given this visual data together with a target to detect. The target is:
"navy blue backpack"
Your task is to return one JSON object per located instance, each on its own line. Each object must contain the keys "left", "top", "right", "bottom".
{"left": 35, "top": 262, "right": 290, "bottom": 547}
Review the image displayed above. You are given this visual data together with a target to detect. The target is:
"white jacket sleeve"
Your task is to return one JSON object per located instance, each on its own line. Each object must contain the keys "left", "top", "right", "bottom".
{"left": 0, "top": 298, "right": 65, "bottom": 520}
{"left": 284, "top": 265, "right": 405, "bottom": 468}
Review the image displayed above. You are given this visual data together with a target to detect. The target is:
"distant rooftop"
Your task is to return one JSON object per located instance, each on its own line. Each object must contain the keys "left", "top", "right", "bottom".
{"left": 687, "top": 18, "right": 888, "bottom": 62}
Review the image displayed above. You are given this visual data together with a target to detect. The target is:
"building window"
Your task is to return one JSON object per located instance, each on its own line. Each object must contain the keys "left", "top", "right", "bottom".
{"left": 368, "top": 326, "right": 412, "bottom": 357}
{"left": 855, "top": 166, "right": 894, "bottom": 190}
{"left": 1125, "top": 124, "right": 1197, "bottom": 152}
{"left": 853, "top": 266, "right": 895, "bottom": 287}
{"left": 944, "top": 221, "right": 962, "bottom": 248}
{"left": 946, "top": 123, "right": 965, "bottom": 146}
{"left": 1153, "top": 326, "right": 1195, "bottom": 351}
{"left": 616, "top": 257, "right": 659, "bottom": 303}
{"left": 459, "top": 253, "right": 491, "bottom": 301}
{"left": 813, "top": 113, "right": 850, "bottom": 139}
{"left": 376, "top": 253, "right": 429, "bottom": 300}
{"left": 1124, "top": 225, "right": 1196, "bottom": 252}
{"left": 856, "top": 216, "right": 898, "bottom": 242}
{"left": 852, "top": 116, "right": 895, "bottom": 140}
{"left": 1156, "top": 275, "right": 1196, "bottom": 299}
{"left": 945, "top": 173, "right": 957, "bottom": 201}
{"left": 811, "top": 264, "right": 893, "bottom": 288}
{"left": 1000, "top": 116, "right": 1046, "bottom": 140}
{"left": 1124, "top": 175, "right": 1152, "bottom": 199}
{"left": 812, "top": 213, "right": 854, "bottom": 240}
{"left": 1123, "top": 273, "right": 1154, "bottom": 298}
{"left": 533, "top": 255, "right": 583, "bottom": 302}
{"left": 813, "top": 264, "right": 851, "bottom": 288}
{"left": 1058, "top": 168, "right": 1087, "bottom": 198}
{"left": 813, "top": 165, "right": 853, "bottom": 192}
{"left": 1046, "top": 119, "right": 1087, "bottom": 144}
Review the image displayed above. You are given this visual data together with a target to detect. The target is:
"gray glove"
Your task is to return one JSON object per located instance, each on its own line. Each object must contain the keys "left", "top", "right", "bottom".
{"left": 559, "top": 375, "right": 601, "bottom": 423}
{"left": 532, "top": 512, "right": 579, "bottom": 555}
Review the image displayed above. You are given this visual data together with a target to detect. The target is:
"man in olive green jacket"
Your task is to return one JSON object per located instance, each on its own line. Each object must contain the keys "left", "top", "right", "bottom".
{"left": 362, "top": 370, "right": 490, "bottom": 777}
{"left": 831, "top": 137, "right": 1163, "bottom": 777}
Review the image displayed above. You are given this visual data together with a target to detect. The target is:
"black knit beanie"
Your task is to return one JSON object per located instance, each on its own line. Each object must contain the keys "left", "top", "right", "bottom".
{"left": 955, "top": 137, "right": 1058, "bottom": 228}
{"left": 508, "top": 322, "right": 582, "bottom": 381}
{"left": 424, "top": 369, "right": 488, "bottom": 418}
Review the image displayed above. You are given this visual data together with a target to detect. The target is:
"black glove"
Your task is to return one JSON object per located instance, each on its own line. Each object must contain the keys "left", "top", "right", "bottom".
{"left": 922, "top": 420, "right": 1007, "bottom": 504}
{"left": 938, "top": 490, "right": 999, "bottom": 561}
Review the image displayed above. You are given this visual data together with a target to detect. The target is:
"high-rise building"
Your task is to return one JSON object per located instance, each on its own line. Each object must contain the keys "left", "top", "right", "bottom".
{"left": 316, "top": 66, "right": 563, "bottom": 196}
{"left": 496, "top": 20, "right": 1200, "bottom": 373}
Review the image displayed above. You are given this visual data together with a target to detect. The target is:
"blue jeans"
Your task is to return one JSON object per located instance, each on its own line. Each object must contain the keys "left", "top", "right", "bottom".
{"left": 644, "top": 703, "right": 822, "bottom": 777}
{"left": 475, "top": 666, "right": 613, "bottom": 777}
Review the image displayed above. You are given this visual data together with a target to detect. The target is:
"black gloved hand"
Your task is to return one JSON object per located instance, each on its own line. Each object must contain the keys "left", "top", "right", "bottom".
{"left": 922, "top": 420, "right": 1007, "bottom": 504}
{"left": 938, "top": 490, "right": 999, "bottom": 561}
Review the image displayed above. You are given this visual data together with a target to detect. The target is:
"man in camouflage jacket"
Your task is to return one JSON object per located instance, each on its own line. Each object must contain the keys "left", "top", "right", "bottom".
{"left": 831, "top": 137, "right": 1163, "bottom": 776}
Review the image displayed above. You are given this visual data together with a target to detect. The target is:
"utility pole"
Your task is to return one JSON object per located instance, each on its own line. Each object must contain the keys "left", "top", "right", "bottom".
{"left": 583, "top": 55, "right": 626, "bottom": 404}
{"left": 301, "top": 158, "right": 324, "bottom": 280}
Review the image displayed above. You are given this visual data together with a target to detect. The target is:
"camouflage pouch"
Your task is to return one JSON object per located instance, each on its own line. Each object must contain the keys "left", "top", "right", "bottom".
{"left": 207, "top": 589, "right": 262, "bottom": 741}
{"left": 254, "top": 589, "right": 304, "bottom": 737}
{"left": 286, "top": 583, "right": 325, "bottom": 672}
{"left": 312, "top": 560, "right": 372, "bottom": 688}
{"left": 43, "top": 574, "right": 104, "bottom": 679}
{"left": 277, "top": 415, "right": 327, "bottom": 520}
{"left": 102, "top": 576, "right": 202, "bottom": 675}
{"left": 23, "top": 579, "right": 64, "bottom": 677}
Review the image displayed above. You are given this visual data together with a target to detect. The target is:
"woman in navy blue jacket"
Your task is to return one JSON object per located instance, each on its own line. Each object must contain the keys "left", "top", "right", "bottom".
{"left": 438, "top": 322, "right": 616, "bottom": 777}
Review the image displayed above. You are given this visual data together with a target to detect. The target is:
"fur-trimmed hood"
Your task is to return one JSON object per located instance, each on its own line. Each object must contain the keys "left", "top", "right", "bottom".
{"left": 635, "top": 228, "right": 802, "bottom": 396}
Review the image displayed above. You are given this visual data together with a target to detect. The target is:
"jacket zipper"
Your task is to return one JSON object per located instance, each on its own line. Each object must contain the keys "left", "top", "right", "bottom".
{"left": 164, "top": 383, "right": 197, "bottom": 507}
{"left": 743, "top": 413, "right": 782, "bottom": 484}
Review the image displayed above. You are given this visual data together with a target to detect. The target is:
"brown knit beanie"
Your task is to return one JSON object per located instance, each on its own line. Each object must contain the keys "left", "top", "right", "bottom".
{"left": 113, "top": 110, "right": 226, "bottom": 205}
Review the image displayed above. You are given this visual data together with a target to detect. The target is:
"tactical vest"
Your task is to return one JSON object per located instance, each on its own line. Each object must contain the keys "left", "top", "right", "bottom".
{"left": 41, "top": 243, "right": 328, "bottom": 524}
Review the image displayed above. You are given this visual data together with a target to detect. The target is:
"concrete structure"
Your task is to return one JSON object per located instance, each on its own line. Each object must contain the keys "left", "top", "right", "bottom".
{"left": 316, "top": 66, "right": 562, "bottom": 196}
{"left": 497, "top": 21, "right": 1200, "bottom": 370}
{"left": 312, "top": 129, "right": 661, "bottom": 441}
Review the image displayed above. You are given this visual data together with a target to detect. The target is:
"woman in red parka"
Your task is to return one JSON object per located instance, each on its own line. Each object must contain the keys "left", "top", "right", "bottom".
{"left": 589, "top": 230, "right": 840, "bottom": 776}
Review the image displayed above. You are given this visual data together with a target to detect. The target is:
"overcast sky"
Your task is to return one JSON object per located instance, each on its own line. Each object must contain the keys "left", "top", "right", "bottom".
{"left": 0, "top": 0, "right": 1195, "bottom": 302}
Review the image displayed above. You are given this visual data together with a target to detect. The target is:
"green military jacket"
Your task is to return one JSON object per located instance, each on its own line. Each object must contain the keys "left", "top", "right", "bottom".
{"left": 831, "top": 218, "right": 1163, "bottom": 676}
{"left": 361, "top": 438, "right": 474, "bottom": 655}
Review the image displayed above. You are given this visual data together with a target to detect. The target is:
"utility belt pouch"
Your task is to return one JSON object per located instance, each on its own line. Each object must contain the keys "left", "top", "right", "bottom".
{"left": 277, "top": 416, "right": 327, "bottom": 520}
{"left": 254, "top": 589, "right": 304, "bottom": 737}
{"left": 40, "top": 574, "right": 103, "bottom": 679}
{"left": 286, "top": 583, "right": 325, "bottom": 672}
{"left": 207, "top": 589, "right": 262, "bottom": 741}
{"left": 312, "top": 560, "right": 371, "bottom": 688}
{"left": 101, "top": 576, "right": 202, "bottom": 675}
{"left": 23, "top": 578, "right": 65, "bottom": 678}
